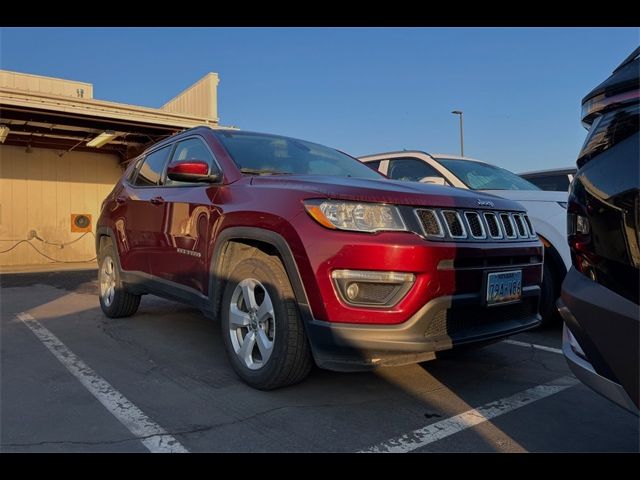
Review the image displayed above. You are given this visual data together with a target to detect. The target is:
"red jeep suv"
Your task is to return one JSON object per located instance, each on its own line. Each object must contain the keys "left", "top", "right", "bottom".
{"left": 97, "top": 127, "right": 543, "bottom": 389}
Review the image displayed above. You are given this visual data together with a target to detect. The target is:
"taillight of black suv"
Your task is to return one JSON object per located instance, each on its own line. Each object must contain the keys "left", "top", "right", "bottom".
{"left": 559, "top": 46, "right": 639, "bottom": 414}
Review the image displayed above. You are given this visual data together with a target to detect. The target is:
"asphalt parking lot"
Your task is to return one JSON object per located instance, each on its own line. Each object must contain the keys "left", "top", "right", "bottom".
{"left": 1, "top": 270, "right": 638, "bottom": 453}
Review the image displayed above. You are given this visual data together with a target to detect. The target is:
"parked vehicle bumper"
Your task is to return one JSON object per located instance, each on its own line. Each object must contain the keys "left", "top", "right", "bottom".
{"left": 307, "top": 285, "right": 541, "bottom": 371}
{"left": 558, "top": 268, "right": 639, "bottom": 414}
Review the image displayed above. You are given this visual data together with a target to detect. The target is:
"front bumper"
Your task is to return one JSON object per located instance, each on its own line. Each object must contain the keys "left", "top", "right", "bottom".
{"left": 291, "top": 212, "right": 543, "bottom": 325}
{"left": 307, "top": 285, "right": 541, "bottom": 371}
{"left": 558, "top": 267, "right": 639, "bottom": 415}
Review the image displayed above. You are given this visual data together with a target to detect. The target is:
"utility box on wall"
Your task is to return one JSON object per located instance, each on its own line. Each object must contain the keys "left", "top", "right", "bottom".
{"left": 71, "top": 214, "right": 92, "bottom": 233}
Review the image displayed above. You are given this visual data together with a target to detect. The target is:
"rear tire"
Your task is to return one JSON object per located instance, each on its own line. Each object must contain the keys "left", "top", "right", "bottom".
{"left": 97, "top": 239, "right": 141, "bottom": 318}
{"left": 221, "top": 253, "right": 313, "bottom": 390}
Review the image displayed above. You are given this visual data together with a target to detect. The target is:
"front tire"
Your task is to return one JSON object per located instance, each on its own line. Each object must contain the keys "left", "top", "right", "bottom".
{"left": 221, "top": 254, "right": 313, "bottom": 390}
{"left": 97, "top": 239, "right": 141, "bottom": 318}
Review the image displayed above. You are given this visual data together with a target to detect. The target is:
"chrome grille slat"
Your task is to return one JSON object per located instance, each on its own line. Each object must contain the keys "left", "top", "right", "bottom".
{"left": 523, "top": 214, "right": 535, "bottom": 236}
{"left": 500, "top": 213, "right": 517, "bottom": 238}
{"left": 464, "top": 211, "right": 486, "bottom": 239}
{"left": 414, "top": 209, "right": 444, "bottom": 238}
{"left": 483, "top": 212, "right": 503, "bottom": 238}
{"left": 441, "top": 210, "right": 467, "bottom": 238}
{"left": 513, "top": 213, "right": 527, "bottom": 238}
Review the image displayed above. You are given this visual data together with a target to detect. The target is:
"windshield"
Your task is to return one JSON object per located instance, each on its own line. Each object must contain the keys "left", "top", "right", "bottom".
{"left": 215, "top": 131, "right": 383, "bottom": 179}
{"left": 436, "top": 158, "right": 540, "bottom": 191}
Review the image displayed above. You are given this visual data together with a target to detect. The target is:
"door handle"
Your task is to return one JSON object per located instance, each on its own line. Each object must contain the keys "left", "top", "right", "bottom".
{"left": 115, "top": 195, "right": 127, "bottom": 204}
{"left": 150, "top": 196, "right": 165, "bottom": 205}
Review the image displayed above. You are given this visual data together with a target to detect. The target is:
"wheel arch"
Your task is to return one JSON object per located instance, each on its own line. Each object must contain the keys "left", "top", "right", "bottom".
{"left": 208, "top": 227, "right": 313, "bottom": 325}
{"left": 95, "top": 226, "right": 122, "bottom": 268}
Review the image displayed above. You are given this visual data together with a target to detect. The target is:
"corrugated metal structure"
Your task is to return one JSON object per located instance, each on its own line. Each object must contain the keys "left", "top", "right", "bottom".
{"left": 0, "top": 70, "right": 94, "bottom": 99}
{"left": 0, "top": 69, "right": 223, "bottom": 269}
{"left": 162, "top": 72, "right": 219, "bottom": 122}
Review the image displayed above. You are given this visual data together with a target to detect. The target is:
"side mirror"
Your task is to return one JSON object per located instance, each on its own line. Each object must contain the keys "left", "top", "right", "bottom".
{"left": 167, "top": 161, "right": 220, "bottom": 183}
{"left": 419, "top": 176, "right": 447, "bottom": 186}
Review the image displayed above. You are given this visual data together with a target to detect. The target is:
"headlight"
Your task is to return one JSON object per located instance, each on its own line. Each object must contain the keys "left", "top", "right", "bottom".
{"left": 304, "top": 199, "right": 407, "bottom": 233}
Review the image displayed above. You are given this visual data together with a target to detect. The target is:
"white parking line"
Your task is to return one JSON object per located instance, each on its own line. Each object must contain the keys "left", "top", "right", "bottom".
{"left": 503, "top": 338, "right": 563, "bottom": 355}
{"left": 17, "top": 312, "right": 188, "bottom": 453}
{"left": 360, "top": 375, "right": 578, "bottom": 453}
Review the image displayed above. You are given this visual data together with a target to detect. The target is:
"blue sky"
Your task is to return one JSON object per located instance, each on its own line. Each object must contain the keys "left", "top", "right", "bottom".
{"left": 1, "top": 27, "right": 638, "bottom": 172}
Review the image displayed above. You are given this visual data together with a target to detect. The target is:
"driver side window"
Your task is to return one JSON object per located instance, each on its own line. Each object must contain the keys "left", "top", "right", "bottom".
{"left": 164, "top": 137, "right": 217, "bottom": 186}
{"left": 387, "top": 158, "right": 446, "bottom": 183}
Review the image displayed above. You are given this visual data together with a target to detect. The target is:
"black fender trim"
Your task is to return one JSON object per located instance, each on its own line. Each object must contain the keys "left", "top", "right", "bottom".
{"left": 95, "top": 226, "right": 121, "bottom": 269}
{"left": 209, "top": 227, "right": 313, "bottom": 325}
{"left": 95, "top": 226, "right": 115, "bottom": 254}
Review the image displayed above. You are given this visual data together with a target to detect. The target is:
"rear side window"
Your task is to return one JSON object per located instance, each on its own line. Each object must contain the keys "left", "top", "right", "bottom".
{"left": 133, "top": 146, "right": 172, "bottom": 186}
{"left": 126, "top": 156, "right": 144, "bottom": 182}
{"left": 364, "top": 160, "right": 381, "bottom": 171}
{"left": 387, "top": 158, "right": 445, "bottom": 182}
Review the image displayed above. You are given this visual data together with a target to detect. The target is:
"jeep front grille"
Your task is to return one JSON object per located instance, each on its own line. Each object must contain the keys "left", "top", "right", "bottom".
{"left": 414, "top": 208, "right": 536, "bottom": 242}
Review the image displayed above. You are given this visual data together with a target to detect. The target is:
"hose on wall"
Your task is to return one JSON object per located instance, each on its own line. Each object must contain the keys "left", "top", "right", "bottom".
{"left": 0, "top": 231, "right": 97, "bottom": 263}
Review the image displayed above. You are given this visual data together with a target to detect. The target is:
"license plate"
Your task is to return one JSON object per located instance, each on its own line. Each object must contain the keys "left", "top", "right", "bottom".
{"left": 486, "top": 270, "right": 522, "bottom": 306}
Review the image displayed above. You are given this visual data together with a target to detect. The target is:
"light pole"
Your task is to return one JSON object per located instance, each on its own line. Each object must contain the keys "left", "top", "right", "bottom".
{"left": 451, "top": 110, "right": 464, "bottom": 157}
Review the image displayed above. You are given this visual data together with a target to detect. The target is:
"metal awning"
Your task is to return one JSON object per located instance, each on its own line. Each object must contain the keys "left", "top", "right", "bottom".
{"left": 0, "top": 86, "right": 218, "bottom": 162}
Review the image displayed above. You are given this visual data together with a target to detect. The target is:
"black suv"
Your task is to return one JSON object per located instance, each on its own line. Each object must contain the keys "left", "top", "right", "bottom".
{"left": 558, "top": 46, "right": 639, "bottom": 413}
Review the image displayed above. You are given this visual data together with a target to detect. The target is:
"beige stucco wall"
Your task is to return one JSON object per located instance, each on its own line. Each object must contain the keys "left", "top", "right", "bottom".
{"left": 0, "top": 145, "right": 122, "bottom": 266}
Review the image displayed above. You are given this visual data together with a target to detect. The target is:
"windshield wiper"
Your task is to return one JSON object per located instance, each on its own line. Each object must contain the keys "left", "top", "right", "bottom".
{"left": 239, "top": 168, "right": 292, "bottom": 176}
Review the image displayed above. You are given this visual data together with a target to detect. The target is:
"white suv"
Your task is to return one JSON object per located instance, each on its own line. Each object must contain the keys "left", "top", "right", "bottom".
{"left": 360, "top": 151, "right": 570, "bottom": 325}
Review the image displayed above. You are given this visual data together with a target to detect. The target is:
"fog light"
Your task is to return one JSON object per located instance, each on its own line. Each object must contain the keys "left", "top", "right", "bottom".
{"left": 346, "top": 282, "right": 360, "bottom": 300}
{"left": 331, "top": 270, "right": 415, "bottom": 307}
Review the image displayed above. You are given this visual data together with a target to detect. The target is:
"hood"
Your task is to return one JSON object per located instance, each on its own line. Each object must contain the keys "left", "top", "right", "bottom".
{"left": 481, "top": 189, "right": 568, "bottom": 203}
{"left": 250, "top": 175, "right": 525, "bottom": 211}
